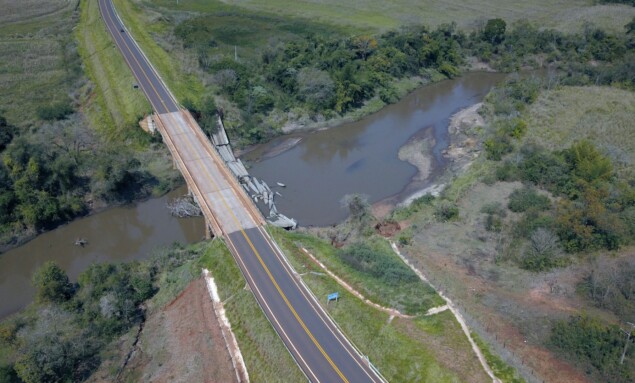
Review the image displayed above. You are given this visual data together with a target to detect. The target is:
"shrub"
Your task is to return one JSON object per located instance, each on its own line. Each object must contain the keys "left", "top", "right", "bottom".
{"left": 338, "top": 242, "right": 418, "bottom": 286}
{"left": 32, "top": 261, "right": 74, "bottom": 304}
{"left": 495, "top": 161, "right": 519, "bottom": 181}
{"left": 482, "top": 202, "right": 507, "bottom": 232}
{"left": 36, "top": 101, "right": 73, "bottom": 121}
{"left": 484, "top": 136, "right": 513, "bottom": 161}
{"left": 435, "top": 200, "right": 459, "bottom": 221}
{"left": 507, "top": 187, "right": 550, "bottom": 212}
{"left": 379, "top": 86, "right": 399, "bottom": 104}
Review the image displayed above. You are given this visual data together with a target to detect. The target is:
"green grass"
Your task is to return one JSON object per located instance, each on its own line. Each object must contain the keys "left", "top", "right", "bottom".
{"left": 113, "top": 0, "right": 204, "bottom": 105}
{"left": 472, "top": 332, "right": 526, "bottom": 383}
{"left": 271, "top": 228, "right": 443, "bottom": 315}
{"left": 153, "top": 0, "right": 635, "bottom": 33}
{"left": 269, "top": 227, "right": 490, "bottom": 382}
{"left": 525, "top": 86, "right": 635, "bottom": 175}
{"left": 0, "top": 0, "right": 79, "bottom": 127}
{"left": 196, "top": 240, "right": 306, "bottom": 382}
{"left": 77, "top": 0, "right": 151, "bottom": 139}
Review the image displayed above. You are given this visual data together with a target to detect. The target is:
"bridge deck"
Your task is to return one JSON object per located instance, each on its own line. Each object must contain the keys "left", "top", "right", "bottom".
{"left": 157, "top": 111, "right": 257, "bottom": 234}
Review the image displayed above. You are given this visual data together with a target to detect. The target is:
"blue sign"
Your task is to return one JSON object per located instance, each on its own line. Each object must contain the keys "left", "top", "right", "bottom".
{"left": 327, "top": 292, "right": 339, "bottom": 302}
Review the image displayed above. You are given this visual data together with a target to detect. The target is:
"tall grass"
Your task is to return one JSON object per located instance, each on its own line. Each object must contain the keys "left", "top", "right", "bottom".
{"left": 112, "top": 0, "right": 204, "bottom": 105}
{"left": 0, "top": 0, "right": 79, "bottom": 127}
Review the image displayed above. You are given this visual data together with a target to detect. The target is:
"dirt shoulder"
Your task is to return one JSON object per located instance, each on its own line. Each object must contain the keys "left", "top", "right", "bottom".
{"left": 90, "top": 277, "right": 236, "bottom": 383}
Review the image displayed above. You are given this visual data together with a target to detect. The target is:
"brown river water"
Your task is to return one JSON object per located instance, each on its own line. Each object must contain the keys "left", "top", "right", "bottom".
{"left": 0, "top": 186, "right": 205, "bottom": 318}
{"left": 0, "top": 72, "right": 504, "bottom": 318}
{"left": 243, "top": 72, "right": 505, "bottom": 226}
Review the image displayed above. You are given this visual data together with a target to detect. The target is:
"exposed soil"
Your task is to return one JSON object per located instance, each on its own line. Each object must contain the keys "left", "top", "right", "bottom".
{"left": 90, "top": 277, "right": 237, "bottom": 383}
{"left": 375, "top": 220, "right": 401, "bottom": 237}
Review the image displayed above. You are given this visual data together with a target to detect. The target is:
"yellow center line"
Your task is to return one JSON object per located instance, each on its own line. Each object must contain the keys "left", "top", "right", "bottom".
{"left": 101, "top": 2, "right": 350, "bottom": 381}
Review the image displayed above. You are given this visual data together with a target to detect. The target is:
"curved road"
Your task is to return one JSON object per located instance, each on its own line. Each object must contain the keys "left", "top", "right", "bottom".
{"left": 98, "top": 0, "right": 384, "bottom": 382}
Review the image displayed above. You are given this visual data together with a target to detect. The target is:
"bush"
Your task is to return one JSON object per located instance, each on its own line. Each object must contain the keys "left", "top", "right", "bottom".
{"left": 338, "top": 242, "right": 418, "bottom": 286}
{"left": 482, "top": 202, "right": 507, "bottom": 232}
{"left": 507, "top": 187, "right": 550, "bottom": 212}
{"left": 32, "top": 261, "right": 74, "bottom": 304}
{"left": 484, "top": 136, "right": 513, "bottom": 161}
{"left": 0, "top": 365, "right": 20, "bottom": 383}
{"left": 379, "top": 86, "right": 399, "bottom": 104}
{"left": 435, "top": 200, "right": 459, "bottom": 221}
{"left": 581, "top": 259, "right": 635, "bottom": 321}
{"left": 36, "top": 101, "right": 73, "bottom": 121}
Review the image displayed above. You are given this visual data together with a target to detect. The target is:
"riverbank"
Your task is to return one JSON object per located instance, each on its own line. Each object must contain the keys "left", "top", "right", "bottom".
{"left": 243, "top": 72, "right": 504, "bottom": 226}
{"left": 0, "top": 185, "right": 204, "bottom": 319}
{"left": 372, "top": 101, "right": 486, "bottom": 218}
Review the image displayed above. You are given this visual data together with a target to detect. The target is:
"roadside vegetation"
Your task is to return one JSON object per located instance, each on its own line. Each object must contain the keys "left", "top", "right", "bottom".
{"left": 378, "top": 24, "right": 635, "bottom": 382}
{"left": 270, "top": 227, "right": 492, "bottom": 382}
{"left": 2, "top": 0, "right": 634, "bottom": 382}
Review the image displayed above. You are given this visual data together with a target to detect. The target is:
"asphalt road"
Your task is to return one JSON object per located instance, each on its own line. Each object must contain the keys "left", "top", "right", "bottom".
{"left": 98, "top": 0, "right": 384, "bottom": 381}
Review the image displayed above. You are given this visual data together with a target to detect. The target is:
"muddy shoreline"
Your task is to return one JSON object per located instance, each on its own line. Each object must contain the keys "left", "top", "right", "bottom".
{"left": 372, "top": 102, "right": 485, "bottom": 217}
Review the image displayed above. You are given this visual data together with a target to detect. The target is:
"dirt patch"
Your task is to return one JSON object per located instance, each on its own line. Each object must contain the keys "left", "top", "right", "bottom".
{"left": 104, "top": 278, "right": 237, "bottom": 383}
{"left": 375, "top": 220, "right": 401, "bottom": 237}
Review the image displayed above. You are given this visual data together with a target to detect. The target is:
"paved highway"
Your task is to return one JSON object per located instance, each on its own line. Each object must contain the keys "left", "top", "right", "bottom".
{"left": 98, "top": 0, "right": 385, "bottom": 381}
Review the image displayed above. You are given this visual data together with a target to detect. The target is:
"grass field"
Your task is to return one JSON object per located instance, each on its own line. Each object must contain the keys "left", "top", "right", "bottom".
{"left": 525, "top": 86, "right": 635, "bottom": 174}
{"left": 150, "top": 0, "right": 635, "bottom": 33}
{"left": 0, "top": 0, "right": 80, "bottom": 127}
{"left": 269, "top": 228, "right": 491, "bottom": 382}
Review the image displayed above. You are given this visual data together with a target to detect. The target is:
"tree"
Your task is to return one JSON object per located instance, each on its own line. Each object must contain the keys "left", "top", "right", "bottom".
{"left": 350, "top": 35, "right": 378, "bottom": 60}
{"left": 566, "top": 140, "right": 613, "bottom": 183}
{"left": 484, "top": 18, "right": 507, "bottom": 45}
{"left": 341, "top": 194, "right": 370, "bottom": 222}
{"left": 0, "top": 114, "right": 16, "bottom": 152}
{"left": 14, "top": 306, "right": 97, "bottom": 383}
{"left": 32, "top": 261, "right": 73, "bottom": 304}
{"left": 626, "top": 16, "right": 635, "bottom": 34}
{"left": 297, "top": 68, "right": 336, "bottom": 111}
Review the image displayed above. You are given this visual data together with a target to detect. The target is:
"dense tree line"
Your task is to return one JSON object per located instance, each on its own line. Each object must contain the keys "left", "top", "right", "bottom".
{"left": 0, "top": 113, "right": 164, "bottom": 245}
{"left": 173, "top": 13, "right": 634, "bottom": 145}
{"left": 175, "top": 19, "right": 465, "bottom": 143}
{"left": 0, "top": 244, "right": 200, "bottom": 383}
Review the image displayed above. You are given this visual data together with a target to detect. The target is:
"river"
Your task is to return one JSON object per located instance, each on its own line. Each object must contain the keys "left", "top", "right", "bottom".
{"left": 0, "top": 72, "right": 504, "bottom": 319}
{"left": 0, "top": 186, "right": 205, "bottom": 318}
{"left": 243, "top": 72, "right": 505, "bottom": 226}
